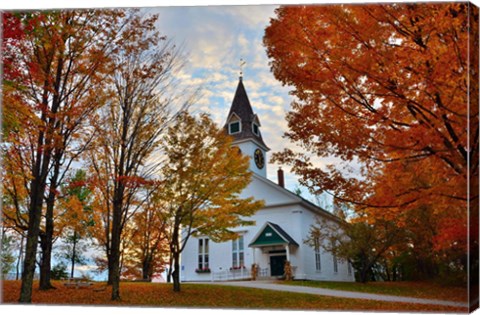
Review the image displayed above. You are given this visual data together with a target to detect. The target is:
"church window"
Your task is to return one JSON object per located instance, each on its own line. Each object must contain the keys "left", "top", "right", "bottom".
{"left": 314, "top": 238, "right": 321, "bottom": 271}
{"left": 252, "top": 123, "right": 259, "bottom": 136}
{"left": 232, "top": 235, "right": 245, "bottom": 268}
{"left": 229, "top": 121, "right": 241, "bottom": 134}
{"left": 348, "top": 262, "right": 352, "bottom": 275}
{"left": 198, "top": 238, "right": 209, "bottom": 270}
{"left": 333, "top": 254, "right": 338, "bottom": 273}
{"left": 331, "top": 240, "right": 338, "bottom": 273}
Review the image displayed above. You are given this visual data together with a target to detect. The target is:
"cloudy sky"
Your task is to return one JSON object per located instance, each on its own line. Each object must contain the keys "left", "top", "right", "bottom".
{"left": 8, "top": 0, "right": 476, "bottom": 203}
{"left": 140, "top": 4, "right": 349, "bottom": 208}
{"left": 3, "top": 1, "right": 338, "bottom": 203}
{"left": 148, "top": 5, "right": 303, "bottom": 188}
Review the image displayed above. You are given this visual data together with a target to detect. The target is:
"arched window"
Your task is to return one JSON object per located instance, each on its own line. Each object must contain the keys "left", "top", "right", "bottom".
{"left": 314, "top": 237, "right": 321, "bottom": 272}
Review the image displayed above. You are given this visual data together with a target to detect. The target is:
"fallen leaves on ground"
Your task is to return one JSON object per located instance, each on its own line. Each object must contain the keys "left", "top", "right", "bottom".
{"left": 1, "top": 281, "right": 468, "bottom": 312}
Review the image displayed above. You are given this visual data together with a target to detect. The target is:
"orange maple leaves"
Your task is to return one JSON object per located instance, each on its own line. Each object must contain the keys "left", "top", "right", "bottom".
{"left": 265, "top": 3, "right": 478, "bottom": 257}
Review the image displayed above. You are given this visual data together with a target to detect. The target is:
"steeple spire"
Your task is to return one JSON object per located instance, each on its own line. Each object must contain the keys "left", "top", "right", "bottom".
{"left": 224, "top": 74, "right": 270, "bottom": 178}
{"left": 224, "top": 76, "right": 269, "bottom": 151}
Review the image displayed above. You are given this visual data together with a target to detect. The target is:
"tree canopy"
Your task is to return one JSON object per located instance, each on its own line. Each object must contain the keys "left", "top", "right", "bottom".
{"left": 156, "top": 112, "right": 264, "bottom": 292}
{"left": 264, "top": 2, "right": 478, "bottom": 280}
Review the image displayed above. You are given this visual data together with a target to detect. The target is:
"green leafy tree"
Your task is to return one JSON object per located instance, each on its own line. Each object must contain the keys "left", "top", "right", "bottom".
{"left": 57, "top": 170, "right": 94, "bottom": 279}
{"left": 306, "top": 215, "right": 404, "bottom": 283}
{"left": 50, "top": 263, "right": 69, "bottom": 280}
{"left": 1, "top": 230, "right": 16, "bottom": 276}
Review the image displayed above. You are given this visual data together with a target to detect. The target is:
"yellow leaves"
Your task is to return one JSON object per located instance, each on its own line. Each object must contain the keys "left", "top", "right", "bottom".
{"left": 156, "top": 111, "right": 264, "bottom": 241}
{"left": 57, "top": 196, "right": 85, "bottom": 233}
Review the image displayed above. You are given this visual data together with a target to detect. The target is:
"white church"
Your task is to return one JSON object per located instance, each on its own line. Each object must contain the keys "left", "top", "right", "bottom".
{"left": 180, "top": 77, "right": 354, "bottom": 283}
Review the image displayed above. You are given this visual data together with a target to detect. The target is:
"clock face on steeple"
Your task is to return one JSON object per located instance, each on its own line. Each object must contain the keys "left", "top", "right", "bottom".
{"left": 254, "top": 148, "right": 265, "bottom": 169}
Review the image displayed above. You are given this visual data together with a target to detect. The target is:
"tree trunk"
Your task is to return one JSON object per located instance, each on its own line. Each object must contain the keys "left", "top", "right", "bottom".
{"left": 39, "top": 179, "right": 59, "bottom": 290}
{"left": 110, "top": 229, "right": 121, "bottom": 300}
{"left": 110, "top": 252, "right": 120, "bottom": 300}
{"left": 172, "top": 250, "right": 181, "bottom": 292}
{"left": 107, "top": 252, "right": 114, "bottom": 285}
{"left": 142, "top": 255, "right": 152, "bottom": 281}
{"left": 110, "top": 234, "right": 121, "bottom": 300}
{"left": 171, "top": 221, "right": 182, "bottom": 292}
{"left": 19, "top": 180, "right": 46, "bottom": 303}
{"left": 110, "top": 190, "right": 124, "bottom": 301}
{"left": 167, "top": 267, "right": 172, "bottom": 283}
{"left": 40, "top": 154, "right": 63, "bottom": 290}
{"left": 359, "top": 260, "right": 371, "bottom": 283}
{"left": 39, "top": 233, "right": 54, "bottom": 289}
{"left": 167, "top": 252, "right": 173, "bottom": 283}
{"left": 359, "top": 269, "right": 369, "bottom": 283}
{"left": 70, "top": 232, "right": 77, "bottom": 279}
{"left": 384, "top": 259, "right": 391, "bottom": 282}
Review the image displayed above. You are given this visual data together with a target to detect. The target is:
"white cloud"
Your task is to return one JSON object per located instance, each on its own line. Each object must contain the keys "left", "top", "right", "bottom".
{"left": 146, "top": 4, "right": 356, "bottom": 199}
{"left": 208, "top": 5, "right": 278, "bottom": 28}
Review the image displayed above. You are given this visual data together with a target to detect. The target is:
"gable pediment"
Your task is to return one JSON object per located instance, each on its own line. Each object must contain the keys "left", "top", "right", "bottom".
{"left": 227, "top": 112, "right": 241, "bottom": 123}
{"left": 249, "top": 222, "right": 299, "bottom": 247}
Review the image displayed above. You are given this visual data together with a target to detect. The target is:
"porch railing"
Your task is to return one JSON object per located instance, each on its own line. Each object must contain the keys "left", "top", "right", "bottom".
{"left": 257, "top": 267, "right": 270, "bottom": 279}
{"left": 210, "top": 265, "right": 297, "bottom": 282}
{"left": 257, "top": 266, "right": 297, "bottom": 279}
{"left": 211, "top": 268, "right": 250, "bottom": 282}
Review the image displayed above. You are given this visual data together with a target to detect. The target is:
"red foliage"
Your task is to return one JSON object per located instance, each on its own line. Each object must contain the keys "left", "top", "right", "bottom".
{"left": 2, "top": 13, "right": 25, "bottom": 82}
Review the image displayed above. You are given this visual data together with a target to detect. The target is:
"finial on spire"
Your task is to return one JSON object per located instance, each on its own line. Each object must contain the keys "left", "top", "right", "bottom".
{"left": 239, "top": 58, "right": 246, "bottom": 80}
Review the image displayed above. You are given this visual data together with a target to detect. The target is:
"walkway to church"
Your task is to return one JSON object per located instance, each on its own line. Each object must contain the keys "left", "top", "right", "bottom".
{"left": 198, "top": 280, "right": 467, "bottom": 308}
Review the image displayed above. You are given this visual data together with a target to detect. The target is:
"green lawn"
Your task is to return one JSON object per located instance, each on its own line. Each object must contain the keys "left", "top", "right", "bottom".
{"left": 2, "top": 280, "right": 467, "bottom": 312}
{"left": 280, "top": 279, "right": 468, "bottom": 302}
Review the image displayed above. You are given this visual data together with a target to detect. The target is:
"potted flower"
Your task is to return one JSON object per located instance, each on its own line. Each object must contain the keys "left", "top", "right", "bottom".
{"left": 229, "top": 265, "right": 246, "bottom": 271}
{"left": 195, "top": 267, "right": 211, "bottom": 273}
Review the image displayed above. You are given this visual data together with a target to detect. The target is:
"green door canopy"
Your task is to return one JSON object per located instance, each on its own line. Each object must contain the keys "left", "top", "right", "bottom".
{"left": 249, "top": 222, "right": 299, "bottom": 247}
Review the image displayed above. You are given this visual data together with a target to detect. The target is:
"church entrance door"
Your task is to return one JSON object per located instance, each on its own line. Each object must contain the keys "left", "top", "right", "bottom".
{"left": 270, "top": 255, "right": 286, "bottom": 277}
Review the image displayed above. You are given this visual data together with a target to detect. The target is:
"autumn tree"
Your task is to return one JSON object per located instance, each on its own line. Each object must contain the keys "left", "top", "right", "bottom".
{"left": 1, "top": 9, "right": 144, "bottom": 301}
{"left": 56, "top": 169, "right": 94, "bottom": 279}
{"left": 154, "top": 112, "right": 264, "bottom": 292}
{"left": 1, "top": 13, "right": 30, "bottom": 270}
{"left": 264, "top": 3, "right": 478, "bottom": 274}
{"left": 122, "top": 197, "right": 169, "bottom": 281}
{"left": 87, "top": 13, "right": 191, "bottom": 300}
{"left": 1, "top": 12, "right": 29, "bottom": 137}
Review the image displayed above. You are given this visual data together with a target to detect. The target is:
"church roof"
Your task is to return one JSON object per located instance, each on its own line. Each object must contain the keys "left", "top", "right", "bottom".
{"left": 224, "top": 78, "right": 269, "bottom": 150}
{"left": 250, "top": 173, "right": 344, "bottom": 224}
{"left": 267, "top": 222, "right": 299, "bottom": 246}
{"left": 248, "top": 221, "right": 299, "bottom": 248}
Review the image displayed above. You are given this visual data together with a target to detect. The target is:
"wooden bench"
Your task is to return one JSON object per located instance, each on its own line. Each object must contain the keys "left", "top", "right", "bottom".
{"left": 93, "top": 286, "right": 107, "bottom": 292}
{"left": 63, "top": 278, "right": 92, "bottom": 289}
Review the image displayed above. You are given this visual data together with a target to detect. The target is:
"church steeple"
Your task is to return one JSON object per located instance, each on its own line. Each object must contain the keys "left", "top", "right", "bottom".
{"left": 224, "top": 77, "right": 269, "bottom": 150}
{"left": 224, "top": 76, "right": 269, "bottom": 178}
